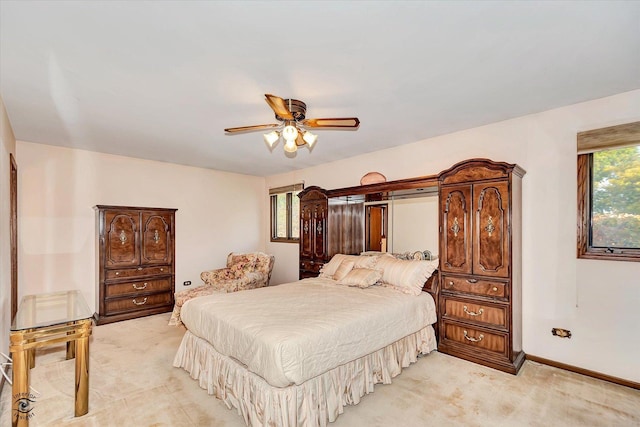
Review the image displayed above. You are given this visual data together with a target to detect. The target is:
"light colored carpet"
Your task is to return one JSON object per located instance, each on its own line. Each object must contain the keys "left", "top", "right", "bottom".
{"left": 1, "top": 313, "right": 638, "bottom": 426}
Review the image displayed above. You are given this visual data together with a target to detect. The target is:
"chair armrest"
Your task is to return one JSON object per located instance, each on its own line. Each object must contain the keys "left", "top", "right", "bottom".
{"left": 201, "top": 267, "right": 236, "bottom": 285}
{"left": 239, "top": 272, "right": 269, "bottom": 290}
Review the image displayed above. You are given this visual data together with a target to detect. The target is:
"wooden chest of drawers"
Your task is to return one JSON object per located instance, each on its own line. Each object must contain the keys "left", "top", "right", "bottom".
{"left": 95, "top": 206, "right": 177, "bottom": 325}
{"left": 438, "top": 159, "right": 525, "bottom": 374}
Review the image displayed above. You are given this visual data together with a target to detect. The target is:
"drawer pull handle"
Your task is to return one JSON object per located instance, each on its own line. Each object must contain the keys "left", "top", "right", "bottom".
{"left": 463, "top": 306, "right": 484, "bottom": 316}
{"left": 132, "top": 297, "right": 147, "bottom": 306}
{"left": 160, "top": 268, "right": 164, "bottom": 272}
{"left": 137, "top": 267, "right": 143, "bottom": 271}
{"left": 447, "top": 281, "right": 454, "bottom": 288}
{"left": 132, "top": 283, "right": 148, "bottom": 290}
{"left": 466, "top": 278, "right": 478, "bottom": 283}
{"left": 492, "top": 286, "right": 498, "bottom": 292}
{"left": 115, "top": 272, "right": 120, "bottom": 276}
{"left": 463, "top": 330, "right": 484, "bottom": 343}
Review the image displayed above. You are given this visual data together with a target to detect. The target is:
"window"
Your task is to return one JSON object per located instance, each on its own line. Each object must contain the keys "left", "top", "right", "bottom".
{"left": 577, "top": 121, "right": 640, "bottom": 261}
{"left": 270, "top": 183, "right": 303, "bottom": 242}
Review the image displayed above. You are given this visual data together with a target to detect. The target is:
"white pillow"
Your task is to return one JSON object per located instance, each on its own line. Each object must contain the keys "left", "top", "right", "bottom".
{"left": 351, "top": 254, "right": 379, "bottom": 269}
{"left": 376, "top": 255, "right": 438, "bottom": 295}
{"left": 333, "top": 260, "right": 355, "bottom": 281}
{"left": 318, "top": 254, "right": 349, "bottom": 278}
{"left": 319, "top": 254, "right": 379, "bottom": 278}
{"left": 337, "top": 268, "right": 382, "bottom": 288}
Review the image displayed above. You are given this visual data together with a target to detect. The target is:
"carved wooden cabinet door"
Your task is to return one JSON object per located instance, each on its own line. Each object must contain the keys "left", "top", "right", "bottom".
{"left": 312, "top": 202, "right": 327, "bottom": 260}
{"left": 141, "top": 211, "right": 173, "bottom": 265}
{"left": 440, "top": 185, "right": 472, "bottom": 275}
{"left": 104, "top": 211, "right": 140, "bottom": 268}
{"left": 300, "top": 202, "right": 314, "bottom": 259}
{"left": 300, "top": 201, "right": 327, "bottom": 259}
{"left": 473, "top": 182, "right": 510, "bottom": 278}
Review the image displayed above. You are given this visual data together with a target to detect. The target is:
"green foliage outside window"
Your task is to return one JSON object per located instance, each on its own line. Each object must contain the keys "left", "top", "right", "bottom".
{"left": 591, "top": 145, "right": 640, "bottom": 248}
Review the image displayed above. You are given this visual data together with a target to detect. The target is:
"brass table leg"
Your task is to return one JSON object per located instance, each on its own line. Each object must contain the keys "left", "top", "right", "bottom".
{"left": 66, "top": 340, "right": 76, "bottom": 360}
{"left": 26, "top": 329, "right": 35, "bottom": 369}
{"left": 10, "top": 332, "right": 32, "bottom": 427}
{"left": 74, "top": 320, "right": 91, "bottom": 417}
{"left": 66, "top": 322, "right": 76, "bottom": 360}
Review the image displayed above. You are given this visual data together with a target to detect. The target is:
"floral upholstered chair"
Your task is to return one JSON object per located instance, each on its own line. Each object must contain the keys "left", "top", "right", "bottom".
{"left": 169, "top": 252, "right": 275, "bottom": 326}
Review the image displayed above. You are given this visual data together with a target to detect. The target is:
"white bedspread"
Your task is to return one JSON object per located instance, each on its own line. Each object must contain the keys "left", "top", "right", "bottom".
{"left": 180, "top": 277, "right": 437, "bottom": 388}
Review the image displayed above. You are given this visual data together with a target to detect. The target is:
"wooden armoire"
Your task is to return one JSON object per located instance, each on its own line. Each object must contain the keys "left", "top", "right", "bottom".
{"left": 437, "top": 159, "right": 525, "bottom": 374}
{"left": 95, "top": 205, "right": 177, "bottom": 325}
{"left": 298, "top": 187, "right": 329, "bottom": 279}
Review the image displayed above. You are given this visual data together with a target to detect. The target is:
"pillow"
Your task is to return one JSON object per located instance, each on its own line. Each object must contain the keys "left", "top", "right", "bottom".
{"left": 319, "top": 254, "right": 378, "bottom": 278}
{"left": 337, "top": 268, "right": 383, "bottom": 288}
{"left": 333, "top": 260, "right": 355, "bottom": 281}
{"left": 351, "top": 255, "right": 379, "bottom": 269}
{"left": 318, "top": 254, "right": 349, "bottom": 278}
{"left": 376, "top": 255, "right": 438, "bottom": 295}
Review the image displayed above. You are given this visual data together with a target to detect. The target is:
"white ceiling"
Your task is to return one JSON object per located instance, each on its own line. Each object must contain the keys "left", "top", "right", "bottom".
{"left": 1, "top": 1, "right": 639, "bottom": 177}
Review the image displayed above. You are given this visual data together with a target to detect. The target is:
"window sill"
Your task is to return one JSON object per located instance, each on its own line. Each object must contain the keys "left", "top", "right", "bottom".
{"left": 270, "top": 238, "right": 300, "bottom": 244}
{"left": 578, "top": 249, "right": 640, "bottom": 262}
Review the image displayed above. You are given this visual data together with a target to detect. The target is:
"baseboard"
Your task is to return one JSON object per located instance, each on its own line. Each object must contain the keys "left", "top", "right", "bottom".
{"left": 526, "top": 354, "right": 639, "bottom": 390}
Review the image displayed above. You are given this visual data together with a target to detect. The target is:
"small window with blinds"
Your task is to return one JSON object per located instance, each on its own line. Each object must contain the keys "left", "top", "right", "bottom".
{"left": 577, "top": 121, "right": 640, "bottom": 261}
{"left": 270, "top": 183, "right": 303, "bottom": 243}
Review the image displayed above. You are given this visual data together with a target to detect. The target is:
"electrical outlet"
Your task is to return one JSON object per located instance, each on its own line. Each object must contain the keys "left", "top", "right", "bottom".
{"left": 551, "top": 328, "right": 571, "bottom": 338}
{"left": 183, "top": 281, "right": 192, "bottom": 286}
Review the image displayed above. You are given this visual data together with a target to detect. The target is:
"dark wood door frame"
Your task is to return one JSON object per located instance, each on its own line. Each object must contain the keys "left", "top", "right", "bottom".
{"left": 10, "top": 153, "right": 17, "bottom": 322}
{"left": 365, "top": 204, "right": 387, "bottom": 252}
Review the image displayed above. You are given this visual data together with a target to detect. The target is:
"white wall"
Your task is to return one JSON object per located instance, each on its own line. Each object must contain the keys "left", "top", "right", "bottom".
{"left": 265, "top": 89, "right": 640, "bottom": 382}
{"left": 17, "top": 142, "right": 266, "bottom": 312}
{"left": 389, "top": 197, "right": 439, "bottom": 255}
{"left": 0, "top": 96, "right": 17, "bottom": 361}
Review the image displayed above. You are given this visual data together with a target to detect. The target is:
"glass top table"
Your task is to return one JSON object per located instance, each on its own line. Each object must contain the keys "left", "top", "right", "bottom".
{"left": 10, "top": 290, "right": 94, "bottom": 426}
{"left": 11, "top": 290, "right": 93, "bottom": 331}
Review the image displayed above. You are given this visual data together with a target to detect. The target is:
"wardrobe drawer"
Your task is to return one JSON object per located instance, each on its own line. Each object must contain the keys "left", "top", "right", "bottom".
{"left": 105, "top": 292, "right": 172, "bottom": 314}
{"left": 441, "top": 275, "right": 507, "bottom": 299}
{"left": 106, "top": 278, "right": 172, "bottom": 298}
{"left": 105, "top": 265, "right": 171, "bottom": 280}
{"left": 300, "top": 260, "right": 324, "bottom": 273}
{"left": 442, "top": 321, "right": 508, "bottom": 356}
{"left": 442, "top": 297, "right": 507, "bottom": 329}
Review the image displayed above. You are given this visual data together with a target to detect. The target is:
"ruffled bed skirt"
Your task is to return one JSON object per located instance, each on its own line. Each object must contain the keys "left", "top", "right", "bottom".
{"left": 173, "top": 326, "right": 437, "bottom": 427}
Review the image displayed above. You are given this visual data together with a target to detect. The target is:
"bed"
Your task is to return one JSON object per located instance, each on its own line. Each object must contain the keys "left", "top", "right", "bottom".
{"left": 173, "top": 253, "right": 439, "bottom": 426}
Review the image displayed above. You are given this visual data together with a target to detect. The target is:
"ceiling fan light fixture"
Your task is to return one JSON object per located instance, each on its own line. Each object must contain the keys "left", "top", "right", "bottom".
{"left": 263, "top": 131, "right": 280, "bottom": 147}
{"left": 282, "top": 124, "right": 299, "bottom": 142}
{"left": 302, "top": 131, "right": 318, "bottom": 148}
{"left": 283, "top": 138, "right": 298, "bottom": 153}
{"left": 225, "top": 94, "right": 359, "bottom": 157}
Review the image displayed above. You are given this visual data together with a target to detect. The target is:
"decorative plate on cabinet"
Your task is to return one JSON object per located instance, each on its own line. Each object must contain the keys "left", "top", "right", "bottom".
{"left": 360, "top": 172, "right": 386, "bottom": 185}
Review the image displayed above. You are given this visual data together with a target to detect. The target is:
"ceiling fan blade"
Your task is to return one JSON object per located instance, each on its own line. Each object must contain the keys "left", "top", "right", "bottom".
{"left": 301, "top": 117, "right": 360, "bottom": 129}
{"left": 224, "top": 123, "right": 280, "bottom": 134}
{"left": 265, "top": 94, "right": 294, "bottom": 120}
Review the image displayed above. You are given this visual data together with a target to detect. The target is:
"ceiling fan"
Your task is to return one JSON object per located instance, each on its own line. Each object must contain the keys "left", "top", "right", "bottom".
{"left": 224, "top": 94, "right": 360, "bottom": 154}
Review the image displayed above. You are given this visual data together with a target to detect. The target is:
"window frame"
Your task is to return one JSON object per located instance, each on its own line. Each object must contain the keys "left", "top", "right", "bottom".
{"left": 577, "top": 121, "right": 640, "bottom": 262}
{"left": 269, "top": 183, "right": 303, "bottom": 243}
